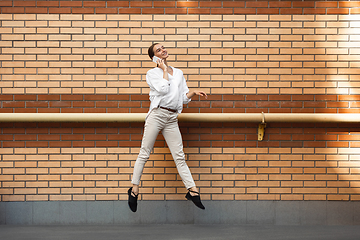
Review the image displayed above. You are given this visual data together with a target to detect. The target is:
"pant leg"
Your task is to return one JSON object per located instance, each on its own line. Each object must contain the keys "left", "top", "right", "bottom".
{"left": 161, "top": 113, "right": 196, "bottom": 190}
{"left": 131, "top": 109, "right": 165, "bottom": 186}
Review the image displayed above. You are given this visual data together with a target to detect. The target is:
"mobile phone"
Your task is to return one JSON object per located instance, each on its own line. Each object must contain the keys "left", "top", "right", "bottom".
{"left": 152, "top": 56, "right": 161, "bottom": 64}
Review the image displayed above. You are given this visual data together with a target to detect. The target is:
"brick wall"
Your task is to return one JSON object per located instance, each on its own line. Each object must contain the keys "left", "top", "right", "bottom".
{"left": 1, "top": 1, "right": 360, "bottom": 202}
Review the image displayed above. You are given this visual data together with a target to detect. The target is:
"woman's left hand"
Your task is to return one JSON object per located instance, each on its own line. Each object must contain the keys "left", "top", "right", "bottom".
{"left": 187, "top": 91, "right": 208, "bottom": 99}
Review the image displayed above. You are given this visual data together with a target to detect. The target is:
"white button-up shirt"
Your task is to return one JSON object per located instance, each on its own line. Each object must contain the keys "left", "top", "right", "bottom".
{"left": 146, "top": 66, "right": 191, "bottom": 116}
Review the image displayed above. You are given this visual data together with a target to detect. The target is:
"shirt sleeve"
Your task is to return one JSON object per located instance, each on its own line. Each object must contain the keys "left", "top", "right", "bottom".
{"left": 146, "top": 69, "right": 170, "bottom": 95}
{"left": 182, "top": 75, "right": 191, "bottom": 105}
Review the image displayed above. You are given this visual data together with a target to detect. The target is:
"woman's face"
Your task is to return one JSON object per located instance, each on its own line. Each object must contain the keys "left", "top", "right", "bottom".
{"left": 153, "top": 44, "right": 168, "bottom": 60}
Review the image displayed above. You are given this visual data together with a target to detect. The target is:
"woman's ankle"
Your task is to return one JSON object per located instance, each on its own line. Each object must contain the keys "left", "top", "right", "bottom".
{"left": 132, "top": 185, "right": 139, "bottom": 195}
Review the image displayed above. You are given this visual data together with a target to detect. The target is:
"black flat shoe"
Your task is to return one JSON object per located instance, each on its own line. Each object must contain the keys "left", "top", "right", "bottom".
{"left": 128, "top": 187, "right": 138, "bottom": 212}
{"left": 186, "top": 190, "right": 205, "bottom": 210}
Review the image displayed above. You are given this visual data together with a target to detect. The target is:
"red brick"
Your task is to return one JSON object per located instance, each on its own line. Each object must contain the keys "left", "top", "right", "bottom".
{"left": 0, "top": 109, "right": 14, "bottom": 113}
{"left": 3, "top": 102, "right": 25, "bottom": 108}
{"left": 108, "top": 135, "right": 130, "bottom": 141}
{"left": 223, "top": 2, "right": 245, "bottom": 8}
{"left": 61, "top": 95, "right": 83, "bottom": 101}
{"left": 72, "top": 8, "right": 94, "bottom": 13}
{"left": 38, "top": 134, "right": 60, "bottom": 141}
{"left": 212, "top": 141, "right": 235, "bottom": 147}
{"left": 293, "top": 1, "right": 315, "bottom": 8}
{"left": 177, "top": 1, "right": 198, "bottom": 7}
{"left": 37, "top": 1, "right": 59, "bottom": 7}
{"left": 83, "top": 1, "right": 105, "bottom": 7}
{"left": 142, "top": 8, "right": 164, "bottom": 14}
{"left": 95, "top": 101, "right": 118, "bottom": 108}
{"left": 235, "top": 141, "right": 257, "bottom": 148}
{"left": 72, "top": 141, "right": 95, "bottom": 147}
{"left": 258, "top": 141, "right": 280, "bottom": 148}
{"left": 3, "top": 141, "right": 25, "bottom": 148}
{"left": 130, "top": 1, "right": 153, "bottom": 7}
{"left": 280, "top": 102, "right": 302, "bottom": 108}
{"left": 95, "top": 8, "right": 118, "bottom": 14}
{"left": 73, "top": 102, "right": 95, "bottom": 108}
{"left": 15, "top": 122, "right": 37, "bottom": 128}
{"left": 118, "top": 8, "right": 141, "bottom": 13}
{"left": 59, "top": 133, "right": 83, "bottom": 141}
{"left": 60, "top": 1, "right": 83, "bottom": 7}
{"left": 269, "top": 134, "right": 292, "bottom": 141}
{"left": 316, "top": 2, "right": 338, "bottom": 8}
{"left": 153, "top": 1, "right": 175, "bottom": 7}
{"left": 37, "top": 95, "right": 60, "bottom": 101}
{"left": 84, "top": 123, "right": 107, "bottom": 128}
{"left": 327, "top": 102, "right": 349, "bottom": 108}
{"left": 0, "top": 1, "right": 13, "bottom": 6}
{"left": 339, "top": 95, "right": 360, "bottom": 101}
{"left": 339, "top": 1, "right": 360, "bottom": 8}
{"left": 95, "top": 141, "right": 119, "bottom": 147}
{"left": 119, "top": 141, "right": 141, "bottom": 147}
{"left": 246, "top": 1, "right": 268, "bottom": 8}
{"left": 211, "top": 102, "right": 233, "bottom": 108}
{"left": 165, "top": 8, "right": 188, "bottom": 14}
{"left": 257, "top": 8, "right": 280, "bottom": 14}
{"left": 26, "top": 102, "right": 48, "bottom": 108}
{"left": 304, "top": 8, "right": 326, "bottom": 14}
{"left": 247, "top": 95, "right": 268, "bottom": 101}
{"left": 2, "top": 128, "right": 24, "bottom": 134}
{"left": 107, "top": 1, "right": 129, "bottom": 7}
{"left": 107, "top": 95, "right": 129, "bottom": 101}
{"left": 211, "top": 8, "right": 234, "bottom": 14}
{"left": 49, "top": 7, "right": 72, "bottom": 14}
{"left": 16, "top": 109, "right": 37, "bottom": 113}
{"left": 269, "top": 109, "right": 290, "bottom": 113}
{"left": 2, "top": 7, "right": 25, "bottom": 13}
{"left": 15, "top": 95, "right": 37, "bottom": 101}
{"left": 26, "top": 142, "right": 49, "bottom": 148}
{"left": 280, "top": 8, "right": 303, "bottom": 14}
{"left": 269, "top": 1, "right": 291, "bottom": 8}
{"left": 25, "top": 7, "right": 48, "bottom": 13}
{"left": 15, "top": 134, "right": 37, "bottom": 141}
{"left": 200, "top": 1, "right": 222, "bottom": 8}
{"left": 0, "top": 95, "right": 13, "bottom": 101}
{"left": 0, "top": 135, "right": 13, "bottom": 141}
{"left": 292, "top": 95, "right": 314, "bottom": 101}
{"left": 304, "top": 102, "right": 326, "bottom": 108}
{"left": 14, "top": 1, "right": 36, "bottom": 7}
{"left": 280, "top": 141, "right": 302, "bottom": 148}
{"left": 269, "top": 95, "right": 291, "bottom": 101}
{"left": 327, "top": 8, "right": 349, "bottom": 14}
{"left": 315, "top": 95, "right": 337, "bottom": 101}
{"left": 258, "top": 101, "right": 280, "bottom": 108}
{"left": 61, "top": 108, "right": 83, "bottom": 113}
{"left": 84, "top": 108, "right": 106, "bottom": 113}
{"left": 292, "top": 134, "right": 315, "bottom": 141}
{"left": 329, "top": 142, "right": 349, "bottom": 148}
{"left": 350, "top": 8, "right": 360, "bottom": 14}
{"left": 188, "top": 8, "right": 211, "bottom": 14}
{"left": 304, "top": 141, "right": 326, "bottom": 148}
{"left": 85, "top": 134, "right": 107, "bottom": 141}
{"left": 50, "top": 102, "right": 71, "bottom": 108}
{"left": 49, "top": 141, "right": 71, "bottom": 148}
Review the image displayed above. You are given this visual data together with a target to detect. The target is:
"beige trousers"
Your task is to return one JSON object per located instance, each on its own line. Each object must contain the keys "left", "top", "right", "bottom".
{"left": 131, "top": 108, "right": 196, "bottom": 190}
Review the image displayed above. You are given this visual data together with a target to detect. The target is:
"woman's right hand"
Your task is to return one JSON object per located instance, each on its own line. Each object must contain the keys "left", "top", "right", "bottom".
{"left": 157, "top": 59, "right": 167, "bottom": 72}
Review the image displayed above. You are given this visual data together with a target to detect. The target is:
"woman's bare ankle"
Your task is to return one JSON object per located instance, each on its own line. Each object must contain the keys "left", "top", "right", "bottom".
{"left": 132, "top": 185, "right": 139, "bottom": 195}
{"left": 189, "top": 187, "right": 199, "bottom": 196}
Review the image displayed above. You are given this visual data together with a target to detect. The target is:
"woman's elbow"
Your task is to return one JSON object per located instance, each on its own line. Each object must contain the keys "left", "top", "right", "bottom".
{"left": 158, "top": 86, "right": 170, "bottom": 95}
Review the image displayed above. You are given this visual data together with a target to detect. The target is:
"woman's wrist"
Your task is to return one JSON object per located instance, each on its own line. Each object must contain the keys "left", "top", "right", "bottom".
{"left": 187, "top": 91, "right": 195, "bottom": 99}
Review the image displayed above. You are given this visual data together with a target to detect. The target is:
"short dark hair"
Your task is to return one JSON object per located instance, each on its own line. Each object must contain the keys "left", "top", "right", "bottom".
{"left": 148, "top": 42, "right": 159, "bottom": 59}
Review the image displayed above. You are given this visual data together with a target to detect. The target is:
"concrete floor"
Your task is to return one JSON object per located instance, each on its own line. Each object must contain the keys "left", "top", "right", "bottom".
{"left": 1, "top": 224, "right": 360, "bottom": 240}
